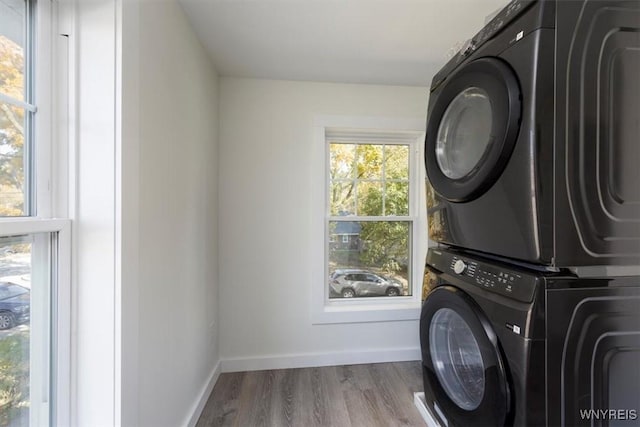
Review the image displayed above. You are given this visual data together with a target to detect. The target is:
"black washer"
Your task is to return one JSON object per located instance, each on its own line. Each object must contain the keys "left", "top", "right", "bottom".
{"left": 420, "top": 285, "right": 510, "bottom": 426}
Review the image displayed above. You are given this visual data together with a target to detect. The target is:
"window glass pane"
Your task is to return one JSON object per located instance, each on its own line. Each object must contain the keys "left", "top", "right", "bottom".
{"left": 355, "top": 144, "right": 382, "bottom": 179}
{"left": 357, "top": 181, "right": 382, "bottom": 216}
{"left": 385, "top": 145, "right": 409, "bottom": 179}
{"left": 329, "top": 143, "right": 356, "bottom": 180}
{"left": 0, "top": 101, "right": 26, "bottom": 216}
{"left": 0, "top": 0, "right": 26, "bottom": 101}
{"left": 0, "top": 234, "right": 51, "bottom": 427}
{"left": 328, "top": 221, "right": 411, "bottom": 299}
{"left": 330, "top": 143, "right": 410, "bottom": 218}
{"left": 329, "top": 181, "right": 355, "bottom": 216}
{"left": 385, "top": 181, "right": 409, "bottom": 216}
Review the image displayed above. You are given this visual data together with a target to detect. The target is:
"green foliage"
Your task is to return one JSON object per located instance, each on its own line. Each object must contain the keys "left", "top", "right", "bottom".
{"left": 0, "top": 332, "right": 29, "bottom": 426}
{"left": 359, "top": 221, "right": 409, "bottom": 273}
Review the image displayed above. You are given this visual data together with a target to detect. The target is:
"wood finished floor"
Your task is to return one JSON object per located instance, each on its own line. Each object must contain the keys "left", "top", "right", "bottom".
{"left": 196, "top": 361, "right": 425, "bottom": 427}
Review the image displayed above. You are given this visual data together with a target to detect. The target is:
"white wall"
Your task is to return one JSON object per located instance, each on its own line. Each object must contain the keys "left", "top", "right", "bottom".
{"left": 218, "top": 78, "right": 428, "bottom": 369}
{"left": 73, "top": 0, "right": 219, "bottom": 425}
{"left": 128, "top": 1, "right": 220, "bottom": 426}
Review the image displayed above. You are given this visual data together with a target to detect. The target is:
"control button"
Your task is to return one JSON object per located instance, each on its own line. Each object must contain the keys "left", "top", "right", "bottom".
{"left": 453, "top": 260, "right": 467, "bottom": 275}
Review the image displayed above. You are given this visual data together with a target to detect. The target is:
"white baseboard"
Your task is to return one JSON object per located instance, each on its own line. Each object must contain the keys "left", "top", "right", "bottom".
{"left": 184, "top": 360, "right": 222, "bottom": 427}
{"left": 220, "top": 347, "right": 420, "bottom": 373}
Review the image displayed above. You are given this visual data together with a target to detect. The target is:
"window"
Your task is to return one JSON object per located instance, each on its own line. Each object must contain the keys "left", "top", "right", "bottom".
{"left": 328, "top": 142, "right": 412, "bottom": 299}
{"left": 0, "top": 0, "right": 70, "bottom": 425}
{"left": 312, "top": 116, "right": 426, "bottom": 324}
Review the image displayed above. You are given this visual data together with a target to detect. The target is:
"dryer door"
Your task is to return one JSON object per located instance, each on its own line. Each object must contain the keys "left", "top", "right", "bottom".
{"left": 420, "top": 285, "right": 510, "bottom": 426}
{"left": 425, "top": 57, "right": 521, "bottom": 202}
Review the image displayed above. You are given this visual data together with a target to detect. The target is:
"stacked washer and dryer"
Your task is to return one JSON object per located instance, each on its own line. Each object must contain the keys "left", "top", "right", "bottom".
{"left": 420, "top": 1, "right": 640, "bottom": 426}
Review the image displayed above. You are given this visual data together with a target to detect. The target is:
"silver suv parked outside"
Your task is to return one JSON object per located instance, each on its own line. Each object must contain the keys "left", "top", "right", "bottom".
{"left": 329, "top": 269, "right": 403, "bottom": 298}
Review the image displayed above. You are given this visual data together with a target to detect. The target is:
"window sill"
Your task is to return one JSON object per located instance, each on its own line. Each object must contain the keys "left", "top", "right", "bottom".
{"left": 311, "top": 297, "right": 422, "bottom": 324}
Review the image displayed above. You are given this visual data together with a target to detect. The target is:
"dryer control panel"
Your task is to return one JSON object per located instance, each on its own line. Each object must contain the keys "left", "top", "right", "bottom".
{"left": 427, "top": 248, "right": 538, "bottom": 303}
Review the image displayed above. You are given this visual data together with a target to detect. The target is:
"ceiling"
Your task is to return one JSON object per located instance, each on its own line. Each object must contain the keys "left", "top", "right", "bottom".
{"left": 179, "top": 0, "right": 508, "bottom": 87}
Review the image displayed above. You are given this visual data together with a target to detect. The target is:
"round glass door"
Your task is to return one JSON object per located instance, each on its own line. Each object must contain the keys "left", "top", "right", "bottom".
{"left": 429, "top": 307, "right": 485, "bottom": 410}
{"left": 424, "top": 57, "right": 521, "bottom": 202}
{"left": 436, "top": 87, "right": 493, "bottom": 180}
{"left": 420, "top": 285, "right": 510, "bottom": 426}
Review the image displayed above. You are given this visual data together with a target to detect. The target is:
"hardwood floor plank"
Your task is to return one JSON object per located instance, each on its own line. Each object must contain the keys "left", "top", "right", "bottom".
{"left": 392, "top": 361, "right": 424, "bottom": 395}
{"left": 252, "top": 370, "right": 276, "bottom": 426}
{"left": 291, "top": 367, "right": 316, "bottom": 426}
{"left": 343, "top": 388, "right": 385, "bottom": 427}
{"left": 231, "top": 369, "right": 261, "bottom": 427}
{"left": 196, "top": 372, "right": 245, "bottom": 427}
{"left": 309, "top": 367, "right": 331, "bottom": 425}
{"left": 338, "top": 363, "right": 375, "bottom": 392}
{"left": 270, "top": 368, "right": 295, "bottom": 427}
{"left": 322, "top": 366, "right": 352, "bottom": 426}
{"left": 196, "top": 361, "right": 425, "bottom": 427}
{"left": 367, "top": 363, "right": 412, "bottom": 425}
{"left": 376, "top": 363, "right": 426, "bottom": 426}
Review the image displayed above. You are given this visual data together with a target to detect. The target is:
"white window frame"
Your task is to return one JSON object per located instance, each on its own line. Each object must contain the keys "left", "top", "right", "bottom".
{"left": 0, "top": 0, "right": 71, "bottom": 425}
{"left": 312, "top": 115, "right": 427, "bottom": 324}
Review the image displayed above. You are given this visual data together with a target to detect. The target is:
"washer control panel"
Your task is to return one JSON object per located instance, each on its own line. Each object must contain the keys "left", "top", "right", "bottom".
{"left": 429, "top": 248, "right": 538, "bottom": 303}
{"left": 453, "top": 259, "right": 467, "bottom": 274}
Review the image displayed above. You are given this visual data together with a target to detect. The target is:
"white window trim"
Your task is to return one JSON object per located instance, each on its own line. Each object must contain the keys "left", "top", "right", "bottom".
{"left": 0, "top": 219, "right": 71, "bottom": 426}
{"left": 0, "top": 0, "right": 71, "bottom": 424}
{"left": 311, "top": 115, "right": 427, "bottom": 324}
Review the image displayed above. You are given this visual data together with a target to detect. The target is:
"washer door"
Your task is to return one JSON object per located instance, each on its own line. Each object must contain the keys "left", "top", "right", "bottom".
{"left": 425, "top": 57, "right": 521, "bottom": 202}
{"left": 420, "top": 285, "right": 510, "bottom": 426}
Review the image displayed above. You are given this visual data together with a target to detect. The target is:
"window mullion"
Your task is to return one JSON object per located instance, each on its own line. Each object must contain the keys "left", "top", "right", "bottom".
{"left": 0, "top": 218, "right": 69, "bottom": 235}
{"left": 0, "top": 92, "right": 38, "bottom": 112}
{"left": 328, "top": 215, "right": 415, "bottom": 221}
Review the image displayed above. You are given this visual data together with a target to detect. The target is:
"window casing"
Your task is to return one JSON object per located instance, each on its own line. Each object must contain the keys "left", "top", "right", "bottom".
{"left": 0, "top": 0, "right": 70, "bottom": 425}
{"left": 312, "top": 116, "right": 427, "bottom": 324}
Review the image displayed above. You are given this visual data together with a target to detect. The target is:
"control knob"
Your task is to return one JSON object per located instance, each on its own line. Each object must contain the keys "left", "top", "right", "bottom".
{"left": 453, "top": 259, "right": 467, "bottom": 275}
